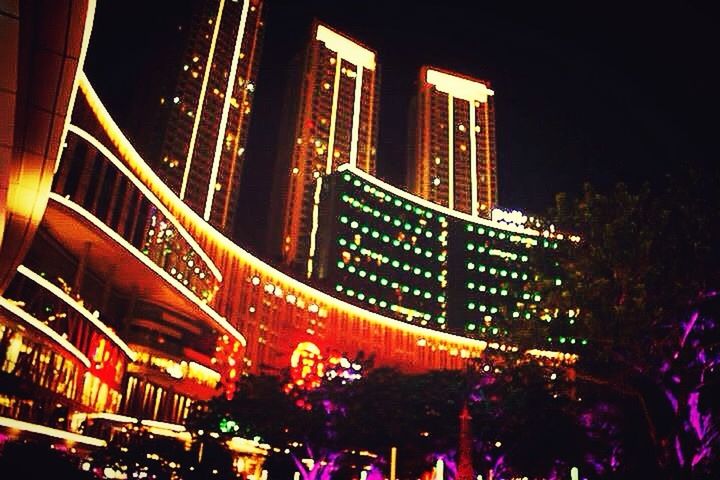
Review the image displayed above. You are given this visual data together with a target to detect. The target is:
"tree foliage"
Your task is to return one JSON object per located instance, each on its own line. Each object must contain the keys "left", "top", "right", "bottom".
{"left": 547, "top": 169, "right": 720, "bottom": 478}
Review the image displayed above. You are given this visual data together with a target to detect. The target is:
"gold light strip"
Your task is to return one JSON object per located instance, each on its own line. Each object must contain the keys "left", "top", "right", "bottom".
{"left": 16, "top": 265, "right": 136, "bottom": 360}
{"left": 71, "top": 78, "right": 224, "bottom": 282}
{"left": 0, "top": 297, "right": 91, "bottom": 368}
{"left": 205, "top": 0, "right": 251, "bottom": 221}
{"left": 49, "top": 193, "right": 246, "bottom": 347}
{"left": 55, "top": 0, "right": 96, "bottom": 173}
{"left": 181, "top": 0, "right": 226, "bottom": 200}
{"left": 0, "top": 416, "right": 107, "bottom": 447}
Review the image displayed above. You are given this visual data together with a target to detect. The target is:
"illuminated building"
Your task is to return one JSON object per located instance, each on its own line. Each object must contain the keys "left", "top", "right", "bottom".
{"left": 313, "top": 165, "right": 585, "bottom": 350}
{"left": 0, "top": 3, "right": 578, "bottom": 452}
{"left": 408, "top": 67, "right": 497, "bottom": 217}
{"left": 155, "top": 0, "right": 264, "bottom": 234}
{"left": 274, "top": 22, "right": 380, "bottom": 277}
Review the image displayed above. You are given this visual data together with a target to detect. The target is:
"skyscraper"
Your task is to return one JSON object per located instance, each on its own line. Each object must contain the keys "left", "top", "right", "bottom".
{"left": 276, "top": 22, "right": 380, "bottom": 277}
{"left": 155, "top": 0, "right": 263, "bottom": 234}
{"left": 408, "top": 66, "right": 497, "bottom": 217}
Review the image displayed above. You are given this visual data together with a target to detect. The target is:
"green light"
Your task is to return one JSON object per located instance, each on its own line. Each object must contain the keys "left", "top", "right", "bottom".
{"left": 380, "top": 278, "right": 388, "bottom": 286}
{"left": 373, "top": 210, "right": 380, "bottom": 218}
{"left": 423, "top": 292, "right": 431, "bottom": 299}
{"left": 479, "top": 285, "right": 486, "bottom": 292}
{"left": 492, "top": 327, "right": 499, "bottom": 335}
{"left": 559, "top": 336, "right": 566, "bottom": 344}
{"left": 357, "top": 293, "right": 365, "bottom": 300}
{"left": 379, "top": 301, "right": 388, "bottom": 308}
{"left": 468, "top": 303, "right": 476, "bottom": 310}
{"left": 401, "top": 286, "right": 410, "bottom": 293}
{"left": 426, "top": 212, "right": 433, "bottom": 219}
{"left": 467, "top": 282, "right": 475, "bottom": 289}
{"left": 336, "top": 285, "right": 343, "bottom": 292}
{"left": 393, "top": 219, "right": 401, "bottom": 227}
{"left": 404, "top": 223, "right": 412, "bottom": 230}
{"left": 403, "top": 244, "right": 411, "bottom": 251}
{"left": 347, "top": 289, "right": 355, "bottom": 297}
{"left": 525, "top": 312, "right": 531, "bottom": 319}
{"left": 353, "top": 179, "right": 361, "bottom": 187}
{"left": 478, "top": 265, "right": 486, "bottom": 272}
{"left": 402, "top": 264, "right": 410, "bottom": 271}
{"left": 468, "top": 323, "right": 476, "bottom": 331}
{"left": 438, "top": 254, "right": 446, "bottom": 261}
{"left": 405, "top": 204, "right": 412, "bottom": 212}
{"left": 438, "top": 295, "right": 445, "bottom": 302}
{"left": 383, "top": 214, "right": 390, "bottom": 222}
{"left": 467, "top": 225, "right": 474, "bottom": 232}
{"left": 500, "top": 290, "right": 508, "bottom": 296}
{"left": 424, "top": 271, "right": 431, "bottom": 278}
{"left": 343, "top": 174, "right": 351, "bottom": 181}
{"left": 490, "top": 307, "right": 498, "bottom": 314}
{"left": 413, "top": 267, "right": 421, "bottom": 275}
{"left": 498, "top": 233, "right": 506, "bottom": 239}
{"left": 479, "top": 305, "right": 487, "bottom": 312}
{"left": 414, "top": 227, "right": 422, "bottom": 235}
{"left": 522, "top": 274, "right": 528, "bottom": 280}
{"left": 394, "top": 199, "right": 402, "bottom": 207}
{"left": 425, "top": 231, "right": 433, "bottom": 238}
{"left": 361, "top": 226, "right": 369, "bottom": 234}
{"left": 437, "top": 317, "right": 446, "bottom": 324}
{"left": 555, "top": 278, "right": 562, "bottom": 286}
{"left": 338, "top": 238, "right": 347, "bottom": 246}
{"left": 413, "top": 289, "right": 420, "bottom": 296}
{"left": 521, "top": 255, "right": 528, "bottom": 262}
{"left": 337, "top": 261, "right": 345, "bottom": 269}
{"left": 581, "top": 339, "right": 588, "bottom": 345}
{"left": 414, "top": 207, "right": 423, "bottom": 215}
{"left": 392, "top": 240, "right": 400, "bottom": 247}
{"left": 369, "top": 274, "right": 377, "bottom": 281}
{"left": 534, "top": 295, "right": 541, "bottom": 302}
{"left": 490, "top": 287, "right": 497, "bottom": 294}
{"left": 500, "top": 270, "right": 507, "bottom": 276}
{"left": 348, "top": 266, "right": 356, "bottom": 273}
{"left": 478, "top": 246, "right": 485, "bottom": 253}
{"left": 340, "top": 216, "right": 348, "bottom": 224}
{"left": 350, "top": 221, "right": 358, "bottom": 228}
{"left": 511, "top": 272, "right": 518, "bottom": 279}
{"left": 349, "top": 243, "right": 357, "bottom": 251}
{"left": 467, "top": 262, "right": 475, "bottom": 270}
{"left": 425, "top": 251, "right": 432, "bottom": 258}
{"left": 489, "top": 268, "right": 497, "bottom": 274}
{"left": 488, "top": 230, "right": 495, "bottom": 237}
{"left": 219, "top": 418, "right": 239, "bottom": 434}
{"left": 391, "top": 260, "right": 400, "bottom": 268}
{"left": 369, "top": 298, "right": 376, "bottom": 305}
{"left": 467, "top": 244, "right": 474, "bottom": 251}
{"left": 512, "top": 311, "right": 520, "bottom": 318}
{"left": 371, "top": 231, "right": 379, "bottom": 238}
{"left": 359, "top": 270, "right": 367, "bottom": 278}
{"left": 478, "top": 227, "right": 485, "bottom": 234}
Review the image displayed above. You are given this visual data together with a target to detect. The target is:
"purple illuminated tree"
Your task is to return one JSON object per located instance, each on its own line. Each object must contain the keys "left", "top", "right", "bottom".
{"left": 547, "top": 168, "right": 720, "bottom": 477}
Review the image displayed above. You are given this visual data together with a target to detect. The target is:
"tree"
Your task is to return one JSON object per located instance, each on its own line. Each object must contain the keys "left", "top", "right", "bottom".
{"left": 546, "top": 169, "right": 720, "bottom": 477}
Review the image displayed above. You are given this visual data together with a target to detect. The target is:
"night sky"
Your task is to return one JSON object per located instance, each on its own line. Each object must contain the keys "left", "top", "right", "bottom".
{"left": 86, "top": 1, "right": 715, "bottom": 253}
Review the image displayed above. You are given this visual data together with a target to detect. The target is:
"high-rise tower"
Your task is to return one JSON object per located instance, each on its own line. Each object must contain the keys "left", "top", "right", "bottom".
{"left": 277, "top": 22, "right": 379, "bottom": 276}
{"left": 409, "top": 67, "right": 497, "bottom": 217}
{"left": 155, "top": 0, "right": 263, "bottom": 234}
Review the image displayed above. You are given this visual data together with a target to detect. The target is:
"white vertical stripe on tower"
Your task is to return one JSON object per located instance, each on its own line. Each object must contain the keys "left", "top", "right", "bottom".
{"left": 181, "top": 0, "right": 226, "bottom": 200}
{"left": 325, "top": 53, "right": 343, "bottom": 173}
{"left": 349, "top": 65, "right": 364, "bottom": 167}
{"left": 204, "top": 0, "right": 251, "bottom": 221}
{"left": 307, "top": 177, "right": 324, "bottom": 278}
{"left": 469, "top": 101, "right": 478, "bottom": 216}
{"left": 447, "top": 94, "right": 454, "bottom": 210}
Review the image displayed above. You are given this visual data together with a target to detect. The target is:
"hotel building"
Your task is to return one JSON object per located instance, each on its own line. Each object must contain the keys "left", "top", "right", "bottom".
{"left": 408, "top": 67, "right": 497, "bottom": 217}
{"left": 276, "top": 23, "right": 380, "bottom": 277}
{"left": 155, "top": 0, "right": 264, "bottom": 234}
